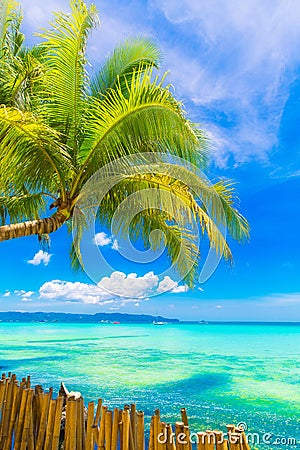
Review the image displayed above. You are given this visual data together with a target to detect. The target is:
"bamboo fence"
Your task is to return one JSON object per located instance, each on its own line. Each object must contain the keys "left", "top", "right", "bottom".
{"left": 0, "top": 373, "right": 252, "bottom": 450}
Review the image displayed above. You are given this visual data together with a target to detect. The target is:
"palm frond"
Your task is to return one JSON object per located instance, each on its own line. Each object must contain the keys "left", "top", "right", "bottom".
{"left": 0, "top": 0, "right": 21, "bottom": 58}
{"left": 91, "top": 36, "right": 161, "bottom": 99}
{"left": 73, "top": 70, "right": 207, "bottom": 195}
{"left": 0, "top": 191, "right": 46, "bottom": 224}
{"left": 0, "top": 106, "right": 72, "bottom": 195}
{"left": 37, "top": 0, "right": 99, "bottom": 157}
{"left": 213, "top": 180, "right": 250, "bottom": 242}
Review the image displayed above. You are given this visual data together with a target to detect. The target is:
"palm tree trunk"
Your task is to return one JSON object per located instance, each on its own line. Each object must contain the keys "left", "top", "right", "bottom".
{"left": 0, "top": 211, "right": 67, "bottom": 242}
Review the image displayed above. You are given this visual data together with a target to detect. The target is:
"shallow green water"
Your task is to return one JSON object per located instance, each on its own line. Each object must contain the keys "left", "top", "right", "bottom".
{"left": 0, "top": 323, "right": 299, "bottom": 448}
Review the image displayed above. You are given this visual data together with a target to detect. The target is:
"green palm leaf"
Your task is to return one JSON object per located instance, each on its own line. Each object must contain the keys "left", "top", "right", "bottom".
{"left": 91, "top": 36, "right": 161, "bottom": 99}
{"left": 0, "top": 106, "right": 71, "bottom": 195}
{"left": 37, "top": 0, "right": 99, "bottom": 157}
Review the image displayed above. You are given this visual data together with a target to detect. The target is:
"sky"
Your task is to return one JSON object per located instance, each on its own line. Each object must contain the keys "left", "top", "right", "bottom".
{"left": 0, "top": 0, "right": 299, "bottom": 321}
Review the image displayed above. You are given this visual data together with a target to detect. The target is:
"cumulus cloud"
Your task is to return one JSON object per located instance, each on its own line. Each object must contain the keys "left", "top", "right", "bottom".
{"left": 38, "top": 271, "right": 188, "bottom": 305}
{"left": 27, "top": 250, "right": 52, "bottom": 266}
{"left": 94, "top": 232, "right": 119, "bottom": 251}
{"left": 3, "top": 291, "right": 10, "bottom": 297}
{"left": 94, "top": 232, "right": 112, "bottom": 247}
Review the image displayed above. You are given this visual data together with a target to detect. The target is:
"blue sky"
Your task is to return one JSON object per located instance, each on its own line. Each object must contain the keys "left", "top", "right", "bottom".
{"left": 0, "top": 0, "right": 299, "bottom": 321}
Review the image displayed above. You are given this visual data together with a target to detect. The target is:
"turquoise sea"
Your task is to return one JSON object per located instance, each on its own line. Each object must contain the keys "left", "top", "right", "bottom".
{"left": 0, "top": 322, "right": 299, "bottom": 448}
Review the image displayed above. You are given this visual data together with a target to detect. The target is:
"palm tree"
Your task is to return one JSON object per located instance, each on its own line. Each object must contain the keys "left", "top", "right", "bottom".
{"left": 0, "top": 0, "right": 249, "bottom": 286}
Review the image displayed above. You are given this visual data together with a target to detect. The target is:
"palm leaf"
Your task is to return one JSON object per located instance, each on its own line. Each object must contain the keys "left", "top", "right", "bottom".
{"left": 91, "top": 36, "right": 161, "bottom": 99}
{"left": 0, "top": 191, "right": 46, "bottom": 224}
{"left": 72, "top": 70, "right": 207, "bottom": 195}
{"left": 37, "top": 0, "right": 99, "bottom": 157}
{"left": 0, "top": 106, "right": 72, "bottom": 195}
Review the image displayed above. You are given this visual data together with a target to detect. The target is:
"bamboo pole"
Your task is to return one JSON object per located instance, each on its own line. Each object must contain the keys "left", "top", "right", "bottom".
{"left": 3, "top": 382, "right": 20, "bottom": 450}
{"left": 36, "top": 391, "right": 51, "bottom": 450}
{"left": 105, "top": 409, "right": 113, "bottom": 450}
{"left": 51, "top": 395, "right": 64, "bottom": 450}
{"left": 228, "top": 433, "right": 242, "bottom": 450}
{"left": 149, "top": 416, "right": 154, "bottom": 450}
{"left": 86, "top": 402, "right": 95, "bottom": 450}
{"left": 122, "top": 409, "right": 130, "bottom": 450}
{"left": 94, "top": 398, "right": 103, "bottom": 427}
{"left": 196, "top": 432, "right": 206, "bottom": 450}
{"left": 111, "top": 408, "right": 119, "bottom": 450}
{"left": 175, "top": 422, "right": 185, "bottom": 450}
{"left": 136, "top": 411, "right": 144, "bottom": 450}
{"left": 131, "top": 403, "right": 137, "bottom": 450}
{"left": 205, "top": 430, "right": 215, "bottom": 450}
{"left": 158, "top": 422, "right": 167, "bottom": 450}
{"left": 14, "top": 388, "right": 29, "bottom": 450}
{"left": 20, "top": 389, "right": 34, "bottom": 450}
{"left": 76, "top": 397, "right": 85, "bottom": 450}
{"left": 65, "top": 399, "right": 78, "bottom": 450}
{"left": 166, "top": 424, "right": 175, "bottom": 450}
{"left": 153, "top": 412, "right": 160, "bottom": 450}
{"left": 44, "top": 398, "right": 57, "bottom": 450}
{"left": 180, "top": 409, "right": 188, "bottom": 427}
{"left": 0, "top": 378, "right": 14, "bottom": 446}
{"left": 0, "top": 378, "right": 8, "bottom": 443}
{"left": 98, "top": 405, "right": 108, "bottom": 450}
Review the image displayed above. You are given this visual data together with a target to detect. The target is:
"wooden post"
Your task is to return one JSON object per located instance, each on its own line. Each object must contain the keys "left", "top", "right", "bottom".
{"left": 148, "top": 416, "right": 154, "bottom": 450}
{"left": 65, "top": 399, "right": 78, "bottom": 450}
{"left": 166, "top": 424, "right": 176, "bottom": 450}
{"left": 4, "top": 382, "right": 20, "bottom": 450}
{"left": 76, "top": 397, "right": 85, "bottom": 450}
{"left": 98, "top": 405, "right": 108, "bottom": 450}
{"left": 44, "top": 399, "right": 57, "bottom": 449}
{"left": 205, "top": 430, "right": 215, "bottom": 450}
{"left": 153, "top": 412, "right": 160, "bottom": 450}
{"left": 111, "top": 408, "right": 119, "bottom": 450}
{"left": 180, "top": 409, "right": 188, "bottom": 427}
{"left": 137, "top": 411, "right": 144, "bottom": 450}
{"left": 196, "top": 432, "right": 206, "bottom": 450}
{"left": 131, "top": 404, "right": 137, "bottom": 450}
{"left": 36, "top": 391, "right": 51, "bottom": 450}
{"left": 51, "top": 395, "right": 63, "bottom": 450}
{"left": 14, "top": 388, "right": 29, "bottom": 450}
{"left": 158, "top": 422, "right": 167, "bottom": 450}
{"left": 20, "top": 389, "right": 34, "bottom": 450}
{"left": 175, "top": 422, "right": 185, "bottom": 450}
{"left": 122, "top": 409, "right": 130, "bottom": 450}
{"left": 1, "top": 378, "right": 14, "bottom": 445}
{"left": 105, "top": 409, "right": 113, "bottom": 450}
{"left": 86, "top": 402, "right": 95, "bottom": 450}
{"left": 228, "top": 433, "right": 243, "bottom": 450}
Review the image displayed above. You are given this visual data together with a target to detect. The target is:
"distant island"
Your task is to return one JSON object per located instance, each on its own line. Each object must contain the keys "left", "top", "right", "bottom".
{"left": 0, "top": 311, "right": 180, "bottom": 324}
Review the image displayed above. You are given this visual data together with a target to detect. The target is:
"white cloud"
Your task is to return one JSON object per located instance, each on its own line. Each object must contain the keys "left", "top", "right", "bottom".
{"left": 38, "top": 271, "right": 189, "bottom": 305}
{"left": 94, "top": 232, "right": 112, "bottom": 247}
{"left": 171, "top": 284, "right": 189, "bottom": 294}
{"left": 22, "top": 291, "right": 35, "bottom": 299}
{"left": 3, "top": 291, "right": 10, "bottom": 297}
{"left": 157, "top": 276, "right": 188, "bottom": 294}
{"left": 216, "top": 305, "right": 223, "bottom": 309}
{"left": 94, "top": 232, "right": 119, "bottom": 251}
{"left": 27, "top": 250, "right": 52, "bottom": 266}
{"left": 98, "top": 271, "right": 159, "bottom": 298}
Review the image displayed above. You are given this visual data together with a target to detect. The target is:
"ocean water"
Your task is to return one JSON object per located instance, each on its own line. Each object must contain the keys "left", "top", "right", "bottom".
{"left": 0, "top": 322, "right": 299, "bottom": 448}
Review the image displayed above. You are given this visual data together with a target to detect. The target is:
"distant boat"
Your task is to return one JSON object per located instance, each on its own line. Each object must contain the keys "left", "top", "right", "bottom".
{"left": 153, "top": 321, "right": 166, "bottom": 325}
{"left": 112, "top": 321, "right": 120, "bottom": 324}
{"left": 198, "top": 320, "right": 208, "bottom": 324}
